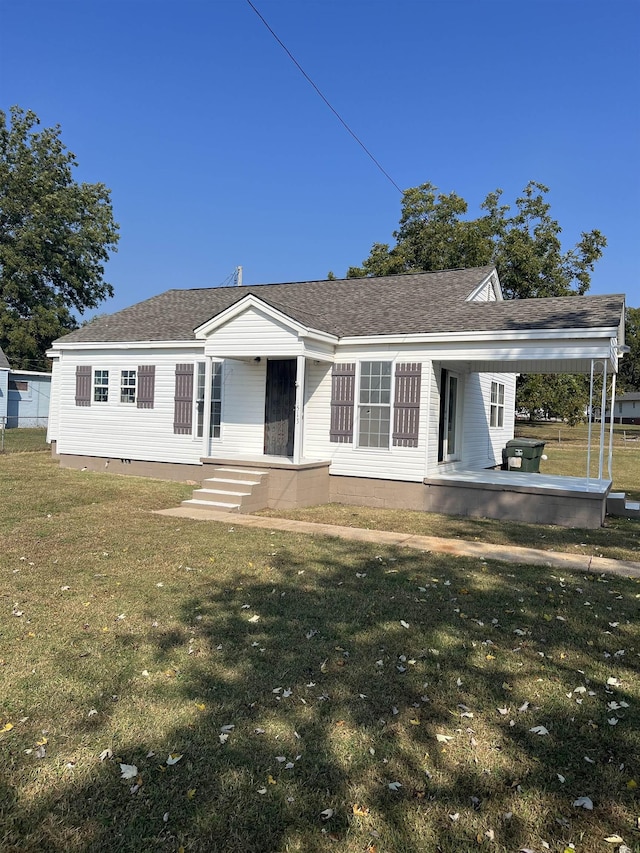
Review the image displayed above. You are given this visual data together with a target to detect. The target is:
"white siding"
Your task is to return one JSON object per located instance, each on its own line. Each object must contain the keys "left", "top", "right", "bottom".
{"left": 46, "top": 358, "right": 60, "bottom": 442}
{"left": 303, "top": 350, "right": 432, "bottom": 482}
{"left": 0, "top": 369, "right": 8, "bottom": 423}
{"left": 426, "top": 363, "right": 442, "bottom": 472}
{"left": 216, "top": 358, "right": 266, "bottom": 455}
{"left": 205, "top": 307, "right": 302, "bottom": 358}
{"left": 461, "top": 372, "right": 515, "bottom": 469}
{"left": 55, "top": 347, "right": 206, "bottom": 463}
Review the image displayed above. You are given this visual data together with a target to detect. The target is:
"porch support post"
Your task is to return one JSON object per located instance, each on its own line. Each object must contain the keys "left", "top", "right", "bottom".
{"left": 292, "top": 355, "right": 306, "bottom": 464}
{"left": 607, "top": 371, "right": 616, "bottom": 480}
{"left": 202, "top": 357, "right": 213, "bottom": 455}
{"left": 586, "top": 360, "right": 595, "bottom": 480}
{"left": 598, "top": 359, "right": 608, "bottom": 480}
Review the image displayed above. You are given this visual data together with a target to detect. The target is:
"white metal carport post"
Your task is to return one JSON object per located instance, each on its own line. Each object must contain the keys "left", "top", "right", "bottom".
{"left": 586, "top": 356, "right": 617, "bottom": 481}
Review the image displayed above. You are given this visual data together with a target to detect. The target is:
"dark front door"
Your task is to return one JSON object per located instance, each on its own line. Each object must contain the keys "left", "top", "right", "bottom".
{"left": 264, "top": 359, "right": 296, "bottom": 456}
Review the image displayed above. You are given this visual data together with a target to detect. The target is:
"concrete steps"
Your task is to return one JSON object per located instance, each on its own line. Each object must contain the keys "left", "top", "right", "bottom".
{"left": 607, "top": 492, "right": 640, "bottom": 520}
{"left": 181, "top": 466, "right": 269, "bottom": 514}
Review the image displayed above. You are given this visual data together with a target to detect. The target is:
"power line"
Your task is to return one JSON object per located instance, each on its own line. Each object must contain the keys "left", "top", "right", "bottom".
{"left": 245, "top": 0, "right": 403, "bottom": 196}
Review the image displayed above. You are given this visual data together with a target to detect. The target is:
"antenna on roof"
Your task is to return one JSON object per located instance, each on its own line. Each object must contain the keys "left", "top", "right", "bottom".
{"left": 234, "top": 266, "right": 243, "bottom": 286}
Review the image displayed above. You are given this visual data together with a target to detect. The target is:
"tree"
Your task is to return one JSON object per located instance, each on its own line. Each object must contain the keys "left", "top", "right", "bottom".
{"left": 618, "top": 306, "right": 640, "bottom": 391}
{"left": 347, "top": 180, "right": 606, "bottom": 300}
{"left": 0, "top": 106, "right": 119, "bottom": 369}
{"left": 346, "top": 180, "right": 607, "bottom": 419}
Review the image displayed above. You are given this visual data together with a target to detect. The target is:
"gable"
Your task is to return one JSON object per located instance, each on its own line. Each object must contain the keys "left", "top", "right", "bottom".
{"left": 200, "top": 304, "right": 313, "bottom": 358}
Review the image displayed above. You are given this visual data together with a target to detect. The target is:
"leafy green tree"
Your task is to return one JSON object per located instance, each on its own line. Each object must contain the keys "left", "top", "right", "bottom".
{"left": 0, "top": 106, "right": 119, "bottom": 369}
{"left": 516, "top": 374, "right": 591, "bottom": 426}
{"left": 618, "top": 307, "right": 640, "bottom": 391}
{"left": 347, "top": 180, "right": 606, "bottom": 300}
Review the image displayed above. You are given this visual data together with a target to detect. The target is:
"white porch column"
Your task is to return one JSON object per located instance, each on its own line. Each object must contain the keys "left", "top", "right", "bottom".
{"left": 202, "top": 357, "right": 213, "bottom": 456}
{"left": 293, "top": 355, "right": 306, "bottom": 464}
{"left": 607, "top": 371, "right": 616, "bottom": 480}
{"left": 598, "top": 359, "right": 608, "bottom": 480}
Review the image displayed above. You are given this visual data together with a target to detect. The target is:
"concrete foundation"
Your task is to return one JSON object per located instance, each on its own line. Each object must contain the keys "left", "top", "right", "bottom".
{"left": 55, "top": 449, "right": 610, "bottom": 528}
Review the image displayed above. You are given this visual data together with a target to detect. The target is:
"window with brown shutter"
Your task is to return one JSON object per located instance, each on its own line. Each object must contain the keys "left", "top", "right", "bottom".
{"left": 330, "top": 363, "right": 355, "bottom": 443}
{"left": 173, "top": 364, "right": 194, "bottom": 434}
{"left": 137, "top": 365, "right": 155, "bottom": 409}
{"left": 392, "top": 362, "right": 421, "bottom": 447}
{"left": 75, "top": 365, "right": 92, "bottom": 406}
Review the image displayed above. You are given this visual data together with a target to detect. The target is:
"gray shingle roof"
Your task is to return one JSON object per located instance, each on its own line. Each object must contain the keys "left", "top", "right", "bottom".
{"left": 0, "top": 346, "right": 10, "bottom": 370}
{"left": 54, "top": 265, "right": 625, "bottom": 344}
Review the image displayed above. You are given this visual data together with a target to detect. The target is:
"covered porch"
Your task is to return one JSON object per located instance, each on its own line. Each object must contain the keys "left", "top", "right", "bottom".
{"left": 427, "top": 324, "right": 628, "bottom": 528}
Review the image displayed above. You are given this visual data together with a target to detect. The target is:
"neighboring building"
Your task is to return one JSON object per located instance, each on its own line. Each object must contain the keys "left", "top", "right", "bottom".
{"left": 0, "top": 347, "right": 52, "bottom": 428}
{"left": 0, "top": 347, "right": 9, "bottom": 426}
{"left": 611, "top": 391, "right": 640, "bottom": 424}
{"left": 46, "top": 266, "right": 626, "bottom": 527}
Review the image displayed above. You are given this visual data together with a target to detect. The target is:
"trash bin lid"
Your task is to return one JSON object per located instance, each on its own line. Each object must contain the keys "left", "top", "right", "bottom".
{"left": 505, "top": 438, "right": 545, "bottom": 448}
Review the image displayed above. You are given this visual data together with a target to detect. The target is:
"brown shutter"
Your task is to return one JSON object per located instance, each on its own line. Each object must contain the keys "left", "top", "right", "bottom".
{"left": 137, "top": 365, "right": 155, "bottom": 409}
{"left": 330, "top": 363, "right": 355, "bottom": 443}
{"left": 393, "top": 362, "right": 421, "bottom": 447}
{"left": 75, "top": 365, "right": 91, "bottom": 406}
{"left": 173, "top": 363, "right": 194, "bottom": 434}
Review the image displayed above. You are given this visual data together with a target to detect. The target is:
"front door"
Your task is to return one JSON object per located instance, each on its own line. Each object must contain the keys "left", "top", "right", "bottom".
{"left": 264, "top": 359, "right": 296, "bottom": 456}
{"left": 438, "top": 369, "right": 460, "bottom": 462}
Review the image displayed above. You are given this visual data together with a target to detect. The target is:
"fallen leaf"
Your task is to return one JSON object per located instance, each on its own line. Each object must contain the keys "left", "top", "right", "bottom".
{"left": 604, "top": 836, "right": 624, "bottom": 845}
{"left": 573, "top": 796, "right": 593, "bottom": 810}
{"left": 352, "top": 804, "right": 370, "bottom": 816}
{"left": 166, "top": 753, "right": 183, "bottom": 765}
{"left": 388, "top": 781, "right": 402, "bottom": 791}
{"left": 529, "top": 725, "right": 549, "bottom": 735}
{"left": 120, "top": 764, "right": 138, "bottom": 779}
{"left": 320, "top": 808, "right": 334, "bottom": 820}
{"left": 436, "top": 734, "right": 453, "bottom": 743}
{"left": 99, "top": 748, "right": 112, "bottom": 761}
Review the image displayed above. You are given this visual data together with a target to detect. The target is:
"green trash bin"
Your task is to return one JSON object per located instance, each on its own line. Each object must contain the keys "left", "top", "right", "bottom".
{"left": 502, "top": 438, "right": 546, "bottom": 473}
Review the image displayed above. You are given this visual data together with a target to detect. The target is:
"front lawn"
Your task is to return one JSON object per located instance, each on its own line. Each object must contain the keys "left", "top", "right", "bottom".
{"left": 1, "top": 453, "right": 639, "bottom": 852}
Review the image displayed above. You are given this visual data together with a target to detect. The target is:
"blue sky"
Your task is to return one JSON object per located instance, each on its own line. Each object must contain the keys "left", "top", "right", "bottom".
{"left": 2, "top": 0, "right": 639, "bottom": 315}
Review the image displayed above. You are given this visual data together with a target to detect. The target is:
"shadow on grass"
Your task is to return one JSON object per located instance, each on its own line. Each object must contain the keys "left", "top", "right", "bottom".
{"left": 3, "top": 534, "right": 639, "bottom": 852}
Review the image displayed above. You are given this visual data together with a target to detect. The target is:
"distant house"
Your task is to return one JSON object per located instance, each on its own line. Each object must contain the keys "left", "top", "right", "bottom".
{"left": 611, "top": 391, "right": 640, "bottom": 425}
{"left": 0, "top": 346, "right": 52, "bottom": 428}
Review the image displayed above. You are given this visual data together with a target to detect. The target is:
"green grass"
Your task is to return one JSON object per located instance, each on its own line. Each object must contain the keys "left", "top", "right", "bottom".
{"left": 515, "top": 420, "right": 640, "bottom": 501}
{"left": 1, "top": 452, "right": 639, "bottom": 853}
{"left": 260, "top": 422, "right": 640, "bottom": 563}
{"left": 0, "top": 427, "right": 49, "bottom": 454}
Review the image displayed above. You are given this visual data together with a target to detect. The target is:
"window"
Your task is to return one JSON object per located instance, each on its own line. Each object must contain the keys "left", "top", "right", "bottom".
{"left": 211, "top": 362, "right": 222, "bottom": 438}
{"left": 490, "top": 381, "right": 505, "bottom": 428}
{"left": 120, "top": 370, "right": 136, "bottom": 403}
{"left": 358, "top": 361, "right": 391, "bottom": 448}
{"left": 94, "top": 370, "right": 109, "bottom": 402}
{"left": 196, "top": 361, "right": 222, "bottom": 439}
{"left": 9, "top": 379, "right": 29, "bottom": 392}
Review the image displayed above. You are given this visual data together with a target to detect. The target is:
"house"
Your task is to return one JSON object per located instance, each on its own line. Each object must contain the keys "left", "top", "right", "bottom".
{"left": 46, "top": 266, "right": 627, "bottom": 528}
{"left": 610, "top": 391, "right": 640, "bottom": 424}
{"left": 0, "top": 346, "right": 52, "bottom": 428}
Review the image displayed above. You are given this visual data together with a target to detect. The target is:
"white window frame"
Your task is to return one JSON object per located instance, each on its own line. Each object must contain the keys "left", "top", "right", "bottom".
{"left": 120, "top": 370, "right": 137, "bottom": 404}
{"left": 440, "top": 370, "right": 461, "bottom": 462}
{"left": 490, "top": 380, "right": 505, "bottom": 428}
{"left": 356, "top": 360, "right": 393, "bottom": 449}
{"left": 94, "top": 369, "right": 109, "bottom": 403}
{"left": 195, "top": 360, "right": 223, "bottom": 441}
